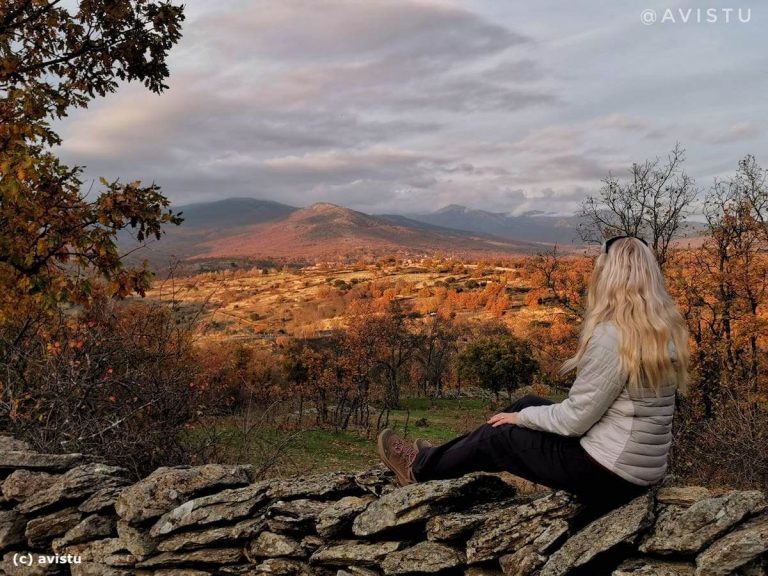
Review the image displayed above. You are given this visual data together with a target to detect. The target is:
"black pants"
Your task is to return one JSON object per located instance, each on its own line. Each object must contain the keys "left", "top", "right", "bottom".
{"left": 412, "top": 395, "right": 648, "bottom": 513}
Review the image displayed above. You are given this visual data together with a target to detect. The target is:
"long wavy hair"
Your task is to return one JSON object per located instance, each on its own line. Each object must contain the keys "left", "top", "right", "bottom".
{"left": 561, "top": 237, "right": 689, "bottom": 395}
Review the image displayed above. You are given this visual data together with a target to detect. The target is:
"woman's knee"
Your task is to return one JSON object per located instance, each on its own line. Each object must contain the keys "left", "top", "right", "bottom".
{"left": 503, "top": 394, "right": 553, "bottom": 412}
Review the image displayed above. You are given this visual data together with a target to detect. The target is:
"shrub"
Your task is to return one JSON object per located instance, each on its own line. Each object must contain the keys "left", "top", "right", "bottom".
{"left": 0, "top": 295, "right": 223, "bottom": 478}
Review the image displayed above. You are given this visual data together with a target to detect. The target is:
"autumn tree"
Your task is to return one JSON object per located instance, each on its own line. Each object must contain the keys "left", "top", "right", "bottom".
{"left": 524, "top": 246, "right": 591, "bottom": 315}
{"left": 412, "top": 313, "right": 461, "bottom": 397}
{"left": 359, "top": 299, "right": 417, "bottom": 409}
{"left": 578, "top": 144, "right": 696, "bottom": 268}
{"left": 1, "top": 1, "right": 186, "bottom": 449}
{"left": 668, "top": 156, "right": 768, "bottom": 417}
{"left": 0, "top": 0, "right": 185, "bottom": 323}
{"left": 457, "top": 334, "right": 539, "bottom": 401}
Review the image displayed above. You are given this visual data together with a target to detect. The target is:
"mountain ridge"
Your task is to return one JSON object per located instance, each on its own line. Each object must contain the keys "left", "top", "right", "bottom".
{"left": 188, "top": 201, "right": 542, "bottom": 260}
{"left": 123, "top": 197, "right": 587, "bottom": 265}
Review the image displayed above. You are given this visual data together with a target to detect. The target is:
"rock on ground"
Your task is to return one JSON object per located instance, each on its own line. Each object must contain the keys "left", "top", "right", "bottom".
{"left": 266, "top": 498, "right": 329, "bottom": 533}
{"left": 157, "top": 517, "right": 264, "bottom": 552}
{"left": 310, "top": 541, "right": 401, "bottom": 567}
{"left": 115, "top": 464, "right": 254, "bottom": 524}
{"left": 2, "top": 470, "right": 56, "bottom": 503}
{"left": 149, "top": 481, "right": 272, "bottom": 537}
{"left": 381, "top": 541, "right": 465, "bottom": 575}
{"left": 613, "top": 557, "right": 696, "bottom": 575}
{"left": 0, "top": 451, "right": 84, "bottom": 472}
{"left": 640, "top": 491, "right": 767, "bottom": 556}
{"left": 467, "top": 491, "right": 579, "bottom": 564}
{"left": 695, "top": 512, "right": 768, "bottom": 576}
{"left": 316, "top": 495, "right": 375, "bottom": 538}
{"left": 539, "top": 492, "right": 655, "bottom": 576}
{"left": 0, "top": 509, "right": 26, "bottom": 550}
{"left": 25, "top": 506, "right": 83, "bottom": 548}
{"left": 352, "top": 473, "right": 514, "bottom": 537}
{"left": 265, "top": 472, "right": 360, "bottom": 500}
{"left": 135, "top": 547, "right": 245, "bottom": 568}
{"left": 18, "top": 463, "right": 129, "bottom": 515}
{"left": 52, "top": 514, "right": 115, "bottom": 550}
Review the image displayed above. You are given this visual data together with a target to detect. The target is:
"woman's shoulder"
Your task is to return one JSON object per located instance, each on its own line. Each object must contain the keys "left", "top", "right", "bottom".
{"left": 593, "top": 320, "right": 619, "bottom": 341}
{"left": 585, "top": 321, "right": 620, "bottom": 357}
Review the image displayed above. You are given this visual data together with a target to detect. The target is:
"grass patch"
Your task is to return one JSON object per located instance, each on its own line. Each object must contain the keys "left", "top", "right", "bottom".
{"left": 207, "top": 393, "right": 565, "bottom": 477}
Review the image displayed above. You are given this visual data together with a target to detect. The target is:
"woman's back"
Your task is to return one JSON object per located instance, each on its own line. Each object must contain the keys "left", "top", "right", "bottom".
{"left": 579, "top": 321, "right": 678, "bottom": 486}
{"left": 516, "top": 320, "right": 679, "bottom": 486}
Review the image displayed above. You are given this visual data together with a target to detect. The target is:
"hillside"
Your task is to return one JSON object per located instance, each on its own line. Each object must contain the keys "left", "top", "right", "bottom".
{"left": 191, "top": 203, "right": 542, "bottom": 260}
{"left": 160, "top": 201, "right": 544, "bottom": 262}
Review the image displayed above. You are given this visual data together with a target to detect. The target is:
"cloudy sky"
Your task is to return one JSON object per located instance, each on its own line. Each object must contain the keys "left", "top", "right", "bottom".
{"left": 56, "top": 0, "right": 766, "bottom": 215}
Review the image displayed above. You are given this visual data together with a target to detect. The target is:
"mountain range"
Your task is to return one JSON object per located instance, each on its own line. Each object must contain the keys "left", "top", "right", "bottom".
{"left": 123, "top": 197, "right": 586, "bottom": 265}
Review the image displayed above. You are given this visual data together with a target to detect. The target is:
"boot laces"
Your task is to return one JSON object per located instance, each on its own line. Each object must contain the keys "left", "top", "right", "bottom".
{"left": 390, "top": 435, "right": 417, "bottom": 466}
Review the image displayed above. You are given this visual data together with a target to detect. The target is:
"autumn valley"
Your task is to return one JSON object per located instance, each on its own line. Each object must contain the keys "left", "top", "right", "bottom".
{"left": 2, "top": 0, "right": 767, "bottom": 505}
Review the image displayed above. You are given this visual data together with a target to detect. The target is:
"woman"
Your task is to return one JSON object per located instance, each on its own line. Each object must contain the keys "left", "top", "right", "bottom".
{"left": 377, "top": 236, "right": 689, "bottom": 512}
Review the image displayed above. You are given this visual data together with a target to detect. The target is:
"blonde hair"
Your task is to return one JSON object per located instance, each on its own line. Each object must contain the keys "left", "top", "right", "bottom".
{"left": 561, "top": 237, "right": 689, "bottom": 395}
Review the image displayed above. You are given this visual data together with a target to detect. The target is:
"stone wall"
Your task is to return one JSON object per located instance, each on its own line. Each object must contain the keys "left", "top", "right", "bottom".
{"left": 0, "top": 435, "right": 767, "bottom": 576}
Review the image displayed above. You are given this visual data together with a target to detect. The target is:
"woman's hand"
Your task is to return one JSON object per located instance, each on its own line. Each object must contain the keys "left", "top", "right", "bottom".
{"left": 487, "top": 412, "right": 518, "bottom": 427}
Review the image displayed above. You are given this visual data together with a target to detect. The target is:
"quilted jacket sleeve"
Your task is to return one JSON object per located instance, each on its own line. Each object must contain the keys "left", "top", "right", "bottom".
{"left": 516, "top": 323, "right": 626, "bottom": 437}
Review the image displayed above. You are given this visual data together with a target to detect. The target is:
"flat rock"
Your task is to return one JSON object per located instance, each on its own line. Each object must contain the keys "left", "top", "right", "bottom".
{"left": 158, "top": 518, "right": 264, "bottom": 552}
{"left": 267, "top": 498, "right": 329, "bottom": 533}
{"left": 266, "top": 472, "right": 360, "bottom": 500}
{"left": 2, "top": 470, "right": 56, "bottom": 503}
{"left": 613, "top": 557, "right": 696, "bottom": 575}
{"left": 136, "top": 547, "right": 244, "bottom": 567}
{"left": 0, "top": 451, "right": 84, "bottom": 472}
{"left": 317, "top": 495, "right": 375, "bottom": 538}
{"left": 353, "top": 473, "right": 515, "bottom": 537}
{"left": 150, "top": 481, "right": 272, "bottom": 537}
{"left": 657, "top": 487, "right": 714, "bottom": 507}
{"left": 0, "top": 509, "right": 26, "bottom": 550}
{"left": 311, "top": 541, "right": 401, "bottom": 566}
{"left": 640, "top": 491, "right": 766, "bottom": 555}
{"left": 499, "top": 544, "right": 548, "bottom": 576}
{"left": 116, "top": 519, "right": 158, "bottom": 556}
{"left": 18, "top": 463, "right": 129, "bottom": 514}
{"left": 540, "top": 492, "right": 655, "bottom": 576}
{"left": 428, "top": 497, "right": 523, "bottom": 542}
{"left": 467, "top": 491, "right": 579, "bottom": 564}
{"left": 246, "top": 531, "right": 304, "bottom": 559}
{"left": 115, "top": 464, "right": 254, "bottom": 524}
{"left": 354, "top": 466, "right": 397, "bottom": 497}
{"left": 62, "top": 537, "right": 138, "bottom": 566}
{"left": 381, "top": 541, "right": 465, "bottom": 575}
{"left": 79, "top": 485, "right": 126, "bottom": 514}
{"left": 695, "top": 512, "right": 768, "bottom": 576}
{"left": 52, "top": 514, "right": 115, "bottom": 550}
{"left": 25, "top": 507, "right": 83, "bottom": 548}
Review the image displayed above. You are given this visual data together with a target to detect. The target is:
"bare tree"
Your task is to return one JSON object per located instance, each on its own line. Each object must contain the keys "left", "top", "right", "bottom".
{"left": 579, "top": 144, "right": 697, "bottom": 268}
{"left": 731, "top": 155, "right": 768, "bottom": 242}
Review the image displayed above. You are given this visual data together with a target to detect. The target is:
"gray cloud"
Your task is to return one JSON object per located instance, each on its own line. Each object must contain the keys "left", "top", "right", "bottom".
{"left": 54, "top": 0, "right": 768, "bottom": 216}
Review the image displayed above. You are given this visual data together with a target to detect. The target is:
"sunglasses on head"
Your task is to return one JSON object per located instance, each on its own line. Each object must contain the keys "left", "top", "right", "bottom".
{"left": 604, "top": 235, "right": 648, "bottom": 254}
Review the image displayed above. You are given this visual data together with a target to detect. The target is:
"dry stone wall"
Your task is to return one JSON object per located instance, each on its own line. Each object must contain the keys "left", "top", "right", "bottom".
{"left": 0, "top": 435, "right": 767, "bottom": 576}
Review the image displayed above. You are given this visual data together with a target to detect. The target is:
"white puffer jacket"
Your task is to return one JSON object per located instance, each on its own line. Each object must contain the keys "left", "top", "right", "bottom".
{"left": 516, "top": 321, "right": 678, "bottom": 486}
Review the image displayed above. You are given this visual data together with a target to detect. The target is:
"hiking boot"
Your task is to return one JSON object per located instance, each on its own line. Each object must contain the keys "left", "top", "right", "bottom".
{"left": 377, "top": 429, "right": 419, "bottom": 487}
{"left": 414, "top": 438, "right": 433, "bottom": 451}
